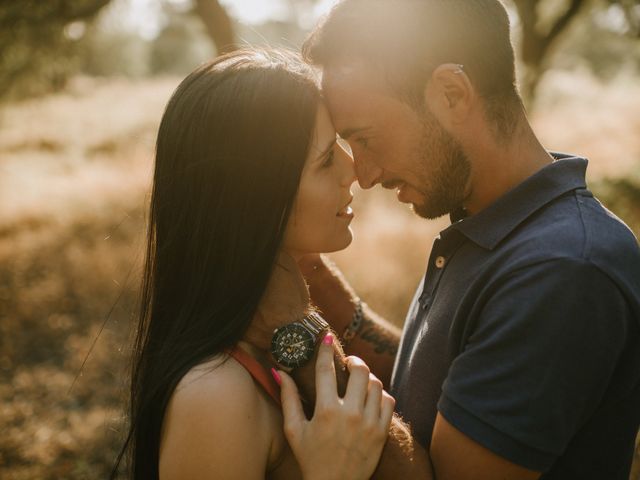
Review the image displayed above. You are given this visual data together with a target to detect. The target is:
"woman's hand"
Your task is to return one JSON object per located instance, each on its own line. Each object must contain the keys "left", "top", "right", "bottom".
{"left": 244, "top": 251, "right": 310, "bottom": 350}
{"left": 278, "top": 333, "right": 395, "bottom": 480}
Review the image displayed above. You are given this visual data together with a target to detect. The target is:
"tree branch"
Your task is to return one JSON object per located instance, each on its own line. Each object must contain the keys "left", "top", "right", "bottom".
{"left": 194, "top": 0, "right": 236, "bottom": 55}
{"left": 546, "top": 0, "right": 586, "bottom": 46}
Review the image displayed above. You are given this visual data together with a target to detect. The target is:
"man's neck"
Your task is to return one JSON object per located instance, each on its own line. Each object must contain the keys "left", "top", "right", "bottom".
{"left": 462, "top": 121, "right": 554, "bottom": 216}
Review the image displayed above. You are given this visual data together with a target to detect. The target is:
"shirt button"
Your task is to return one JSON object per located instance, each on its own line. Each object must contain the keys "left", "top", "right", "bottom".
{"left": 435, "top": 256, "right": 446, "bottom": 268}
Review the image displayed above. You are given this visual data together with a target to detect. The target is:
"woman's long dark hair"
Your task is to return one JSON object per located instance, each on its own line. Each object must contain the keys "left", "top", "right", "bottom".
{"left": 112, "top": 49, "right": 320, "bottom": 479}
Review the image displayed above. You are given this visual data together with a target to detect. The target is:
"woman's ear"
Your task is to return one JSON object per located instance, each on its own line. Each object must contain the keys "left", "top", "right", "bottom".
{"left": 423, "top": 63, "right": 474, "bottom": 128}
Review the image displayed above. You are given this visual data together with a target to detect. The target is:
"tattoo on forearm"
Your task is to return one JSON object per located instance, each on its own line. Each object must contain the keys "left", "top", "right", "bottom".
{"left": 359, "top": 317, "right": 399, "bottom": 356}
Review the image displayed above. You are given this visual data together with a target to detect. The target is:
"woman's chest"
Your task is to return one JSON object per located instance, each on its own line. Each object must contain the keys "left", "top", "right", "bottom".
{"left": 264, "top": 404, "right": 302, "bottom": 480}
{"left": 267, "top": 445, "right": 302, "bottom": 480}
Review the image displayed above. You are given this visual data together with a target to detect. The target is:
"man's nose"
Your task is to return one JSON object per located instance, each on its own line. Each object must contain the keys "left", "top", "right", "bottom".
{"left": 354, "top": 154, "right": 383, "bottom": 189}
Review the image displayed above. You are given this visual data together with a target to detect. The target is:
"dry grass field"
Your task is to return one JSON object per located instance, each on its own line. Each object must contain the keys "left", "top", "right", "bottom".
{"left": 0, "top": 71, "right": 638, "bottom": 479}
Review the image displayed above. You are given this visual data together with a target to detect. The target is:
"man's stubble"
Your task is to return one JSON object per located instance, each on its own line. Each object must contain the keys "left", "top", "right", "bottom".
{"left": 411, "top": 109, "right": 471, "bottom": 220}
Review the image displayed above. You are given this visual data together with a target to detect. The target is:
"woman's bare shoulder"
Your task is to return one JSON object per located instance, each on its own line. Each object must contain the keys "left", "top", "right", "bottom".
{"left": 174, "top": 355, "right": 259, "bottom": 403}
{"left": 159, "top": 355, "right": 273, "bottom": 479}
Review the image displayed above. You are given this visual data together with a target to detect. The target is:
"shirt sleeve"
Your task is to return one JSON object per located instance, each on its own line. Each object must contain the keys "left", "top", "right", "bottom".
{"left": 437, "top": 257, "right": 631, "bottom": 471}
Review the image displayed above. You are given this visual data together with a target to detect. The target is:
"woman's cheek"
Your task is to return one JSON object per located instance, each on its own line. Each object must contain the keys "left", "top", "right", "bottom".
{"left": 282, "top": 183, "right": 325, "bottom": 253}
{"left": 308, "top": 176, "right": 341, "bottom": 246}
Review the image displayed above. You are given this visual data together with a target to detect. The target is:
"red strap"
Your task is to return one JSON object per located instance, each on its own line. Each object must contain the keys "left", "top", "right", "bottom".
{"left": 227, "top": 345, "right": 281, "bottom": 406}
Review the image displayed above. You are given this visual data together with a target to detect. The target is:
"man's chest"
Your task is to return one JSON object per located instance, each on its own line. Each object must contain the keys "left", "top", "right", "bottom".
{"left": 390, "top": 239, "right": 501, "bottom": 445}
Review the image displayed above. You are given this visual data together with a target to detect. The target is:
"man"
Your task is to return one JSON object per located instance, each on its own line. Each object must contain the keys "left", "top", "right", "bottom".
{"left": 287, "top": 0, "right": 640, "bottom": 478}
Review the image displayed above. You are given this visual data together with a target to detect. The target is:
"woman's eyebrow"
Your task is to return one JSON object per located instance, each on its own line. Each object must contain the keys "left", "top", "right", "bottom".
{"left": 314, "top": 138, "right": 336, "bottom": 161}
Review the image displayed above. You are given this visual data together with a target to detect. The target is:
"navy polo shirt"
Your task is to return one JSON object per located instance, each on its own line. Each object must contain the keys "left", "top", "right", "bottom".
{"left": 390, "top": 154, "right": 640, "bottom": 478}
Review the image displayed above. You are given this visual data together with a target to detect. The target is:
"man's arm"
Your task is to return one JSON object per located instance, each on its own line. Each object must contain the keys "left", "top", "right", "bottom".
{"left": 259, "top": 256, "right": 544, "bottom": 478}
{"left": 294, "top": 256, "right": 543, "bottom": 479}
{"left": 299, "top": 254, "right": 401, "bottom": 386}
{"left": 430, "top": 414, "right": 541, "bottom": 480}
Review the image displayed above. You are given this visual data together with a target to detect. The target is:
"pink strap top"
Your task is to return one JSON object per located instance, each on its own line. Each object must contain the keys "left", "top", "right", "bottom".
{"left": 227, "top": 345, "right": 281, "bottom": 406}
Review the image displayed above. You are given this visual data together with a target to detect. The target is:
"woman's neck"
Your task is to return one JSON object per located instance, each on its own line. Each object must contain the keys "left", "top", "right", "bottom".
{"left": 237, "top": 340, "right": 272, "bottom": 368}
{"left": 282, "top": 248, "right": 303, "bottom": 262}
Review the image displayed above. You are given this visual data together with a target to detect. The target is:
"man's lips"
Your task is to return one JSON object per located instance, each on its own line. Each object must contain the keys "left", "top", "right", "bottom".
{"left": 381, "top": 179, "right": 404, "bottom": 190}
{"left": 381, "top": 180, "right": 424, "bottom": 203}
{"left": 382, "top": 181, "right": 417, "bottom": 204}
{"left": 396, "top": 184, "right": 411, "bottom": 203}
{"left": 381, "top": 179, "right": 410, "bottom": 201}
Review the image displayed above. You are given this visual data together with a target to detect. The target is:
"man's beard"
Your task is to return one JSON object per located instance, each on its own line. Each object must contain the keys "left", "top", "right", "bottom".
{"left": 411, "top": 109, "right": 471, "bottom": 220}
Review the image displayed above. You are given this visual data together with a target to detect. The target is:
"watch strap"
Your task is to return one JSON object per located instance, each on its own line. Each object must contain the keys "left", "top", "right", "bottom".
{"left": 300, "top": 311, "right": 329, "bottom": 338}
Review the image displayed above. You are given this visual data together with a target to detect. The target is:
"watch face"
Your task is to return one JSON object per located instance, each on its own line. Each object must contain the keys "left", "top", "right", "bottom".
{"left": 271, "top": 323, "right": 315, "bottom": 369}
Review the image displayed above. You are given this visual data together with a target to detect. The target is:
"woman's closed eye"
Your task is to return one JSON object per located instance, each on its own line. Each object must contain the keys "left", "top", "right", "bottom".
{"left": 354, "top": 137, "right": 369, "bottom": 149}
{"left": 321, "top": 149, "right": 335, "bottom": 168}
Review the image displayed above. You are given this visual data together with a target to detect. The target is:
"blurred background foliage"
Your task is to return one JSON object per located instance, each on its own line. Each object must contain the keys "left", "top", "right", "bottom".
{"left": 1, "top": 0, "right": 639, "bottom": 102}
{"left": 0, "top": 0, "right": 639, "bottom": 478}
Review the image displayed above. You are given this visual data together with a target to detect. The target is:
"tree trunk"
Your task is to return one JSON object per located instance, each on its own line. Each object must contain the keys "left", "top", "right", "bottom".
{"left": 194, "top": 0, "right": 236, "bottom": 55}
{"left": 513, "top": 0, "right": 586, "bottom": 104}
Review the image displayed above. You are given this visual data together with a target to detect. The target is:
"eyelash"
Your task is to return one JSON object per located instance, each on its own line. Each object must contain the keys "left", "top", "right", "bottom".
{"left": 355, "top": 137, "right": 369, "bottom": 148}
{"left": 321, "top": 149, "right": 335, "bottom": 168}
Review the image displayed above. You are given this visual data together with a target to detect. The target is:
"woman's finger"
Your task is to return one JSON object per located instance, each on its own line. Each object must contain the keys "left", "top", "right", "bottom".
{"left": 343, "top": 356, "right": 370, "bottom": 411}
{"left": 363, "top": 372, "right": 383, "bottom": 422}
{"left": 315, "top": 332, "right": 338, "bottom": 410}
{"left": 278, "top": 369, "right": 306, "bottom": 443}
{"left": 379, "top": 391, "right": 396, "bottom": 432}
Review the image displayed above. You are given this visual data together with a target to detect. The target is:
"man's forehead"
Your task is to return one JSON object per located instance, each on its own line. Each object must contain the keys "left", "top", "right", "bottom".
{"left": 320, "top": 63, "right": 400, "bottom": 133}
{"left": 320, "top": 83, "right": 370, "bottom": 135}
{"left": 321, "top": 62, "right": 365, "bottom": 82}
{"left": 321, "top": 61, "right": 384, "bottom": 91}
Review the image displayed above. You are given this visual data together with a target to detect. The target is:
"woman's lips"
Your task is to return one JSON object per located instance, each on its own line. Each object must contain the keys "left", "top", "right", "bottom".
{"left": 396, "top": 183, "right": 411, "bottom": 203}
{"left": 337, "top": 205, "right": 354, "bottom": 217}
{"left": 336, "top": 197, "right": 354, "bottom": 218}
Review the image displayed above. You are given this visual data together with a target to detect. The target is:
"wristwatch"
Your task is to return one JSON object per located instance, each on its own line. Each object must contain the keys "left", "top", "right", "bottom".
{"left": 270, "top": 312, "right": 329, "bottom": 371}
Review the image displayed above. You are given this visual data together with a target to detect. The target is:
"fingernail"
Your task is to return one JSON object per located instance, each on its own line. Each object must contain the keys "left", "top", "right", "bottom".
{"left": 270, "top": 368, "right": 282, "bottom": 386}
{"left": 322, "top": 333, "right": 333, "bottom": 345}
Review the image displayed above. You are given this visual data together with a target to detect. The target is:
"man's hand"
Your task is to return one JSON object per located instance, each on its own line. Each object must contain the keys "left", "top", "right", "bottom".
{"left": 298, "top": 254, "right": 400, "bottom": 386}
{"left": 243, "top": 251, "right": 310, "bottom": 350}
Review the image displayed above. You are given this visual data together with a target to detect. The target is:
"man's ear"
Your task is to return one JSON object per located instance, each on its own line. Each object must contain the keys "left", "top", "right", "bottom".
{"left": 423, "top": 63, "right": 474, "bottom": 128}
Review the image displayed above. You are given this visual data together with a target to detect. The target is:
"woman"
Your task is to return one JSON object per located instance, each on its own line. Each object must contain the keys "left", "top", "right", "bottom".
{"left": 113, "top": 49, "right": 394, "bottom": 479}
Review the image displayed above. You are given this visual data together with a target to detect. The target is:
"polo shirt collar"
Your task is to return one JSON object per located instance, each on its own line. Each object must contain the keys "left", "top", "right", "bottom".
{"left": 448, "top": 153, "right": 588, "bottom": 250}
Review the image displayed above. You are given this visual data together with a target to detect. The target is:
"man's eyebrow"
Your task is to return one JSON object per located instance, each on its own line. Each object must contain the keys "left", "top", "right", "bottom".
{"left": 338, "top": 126, "right": 371, "bottom": 140}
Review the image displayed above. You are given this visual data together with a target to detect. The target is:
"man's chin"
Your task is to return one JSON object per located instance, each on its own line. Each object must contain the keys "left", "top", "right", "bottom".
{"left": 396, "top": 183, "right": 461, "bottom": 220}
{"left": 411, "top": 201, "right": 450, "bottom": 220}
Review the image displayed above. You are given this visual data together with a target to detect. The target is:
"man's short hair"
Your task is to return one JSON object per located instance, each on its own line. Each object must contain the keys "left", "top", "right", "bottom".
{"left": 303, "top": 0, "right": 523, "bottom": 136}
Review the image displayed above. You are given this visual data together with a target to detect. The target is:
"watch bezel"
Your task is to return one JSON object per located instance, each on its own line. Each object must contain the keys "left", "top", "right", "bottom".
{"left": 271, "top": 322, "right": 316, "bottom": 369}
